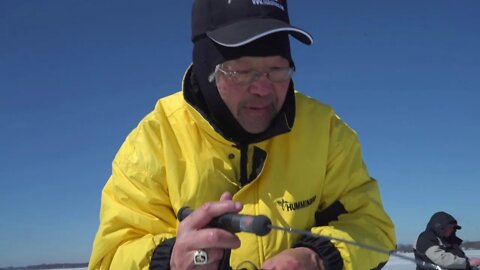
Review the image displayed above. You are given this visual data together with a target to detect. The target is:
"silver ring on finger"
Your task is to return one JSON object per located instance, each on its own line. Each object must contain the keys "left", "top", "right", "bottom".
{"left": 193, "top": 249, "right": 208, "bottom": 266}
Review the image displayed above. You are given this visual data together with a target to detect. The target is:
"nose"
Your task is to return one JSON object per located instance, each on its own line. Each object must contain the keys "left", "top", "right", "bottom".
{"left": 248, "top": 73, "right": 274, "bottom": 96}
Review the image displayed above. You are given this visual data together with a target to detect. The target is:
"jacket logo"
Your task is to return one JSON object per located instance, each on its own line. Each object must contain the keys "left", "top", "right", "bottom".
{"left": 276, "top": 195, "right": 316, "bottom": 212}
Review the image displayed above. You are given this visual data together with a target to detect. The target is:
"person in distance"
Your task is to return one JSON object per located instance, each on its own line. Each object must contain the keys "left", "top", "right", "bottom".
{"left": 414, "top": 211, "right": 480, "bottom": 270}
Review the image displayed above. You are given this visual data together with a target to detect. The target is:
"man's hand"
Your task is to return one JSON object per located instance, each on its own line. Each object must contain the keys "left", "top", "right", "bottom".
{"left": 170, "top": 192, "right": 242, "bottom": 270}
{"left": 261, "top": 247, "right": 324, "bottom": 270}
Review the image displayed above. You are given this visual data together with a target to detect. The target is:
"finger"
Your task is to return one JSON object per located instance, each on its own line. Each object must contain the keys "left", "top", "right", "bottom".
{"left": 181, "top": 200, "right": 242, "bottom": 230}
{"left": 219, "top": 191, "right": 232, "bottom": 201}
{"left": 192, "top": 228, "right": 240, "bottom": 249}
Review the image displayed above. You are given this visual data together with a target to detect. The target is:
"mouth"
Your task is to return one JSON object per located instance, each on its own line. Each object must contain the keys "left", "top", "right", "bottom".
{"left": 247, "top": 105, "right": 269, "bottom": 110}
{"left": 241, "top": 98, "right": 276, "bottom": 116}
{"left": 244, "top": 104, "right": 272, "bottom": 114}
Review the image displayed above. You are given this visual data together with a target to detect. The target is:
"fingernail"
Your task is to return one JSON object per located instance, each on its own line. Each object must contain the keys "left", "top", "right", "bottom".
{"left": 235, "top": 202, "right": 242, "bottom": 210}
{"left": 202, "top": 202, "right": 211, "bottom": 210}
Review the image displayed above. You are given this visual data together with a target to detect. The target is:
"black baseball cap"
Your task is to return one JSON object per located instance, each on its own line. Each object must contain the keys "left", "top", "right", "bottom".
{"left": 449, "top": 221, "right": 462, "bottom": 230}
{"left": 192, "top": 0, "right": 313, "bottom": 47}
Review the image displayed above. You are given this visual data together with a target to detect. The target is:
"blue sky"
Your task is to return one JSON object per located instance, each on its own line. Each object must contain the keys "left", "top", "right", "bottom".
{"left": 1, "top": 0, "right": 479, "bottom": 267}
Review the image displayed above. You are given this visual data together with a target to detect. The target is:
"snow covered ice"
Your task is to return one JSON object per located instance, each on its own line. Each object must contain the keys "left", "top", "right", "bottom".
{"left": 384, "top": 250, "right": 480, "bottom": 270}
{"left": 37, "top": 250, "right": 480, "bottom": 270}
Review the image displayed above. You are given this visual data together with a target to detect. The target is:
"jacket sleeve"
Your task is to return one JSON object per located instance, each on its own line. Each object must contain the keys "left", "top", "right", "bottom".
{"left": 89, "top": 118, "right": 177, "bottom": 270}
{"left": 415, "top": 232, "right": 469, "bottom": 269}
{"left": 425, "top": 245, "right": 468, "bottom": 269}
{"left": 297, "top": 115, "right": 396, "bottom": 270}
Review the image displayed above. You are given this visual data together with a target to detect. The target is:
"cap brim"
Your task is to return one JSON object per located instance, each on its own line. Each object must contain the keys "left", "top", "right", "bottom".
{"left": 207, "top": 18, "right": 313, "bottom": 47}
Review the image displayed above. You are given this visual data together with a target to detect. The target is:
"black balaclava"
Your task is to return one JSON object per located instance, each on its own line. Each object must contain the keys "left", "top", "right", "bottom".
{"left": 191, "top": 32, "right": 295, "bottom": 143}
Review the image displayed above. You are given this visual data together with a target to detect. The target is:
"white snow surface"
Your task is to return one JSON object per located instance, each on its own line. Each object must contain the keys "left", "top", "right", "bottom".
{"left": 384, "top": 250, "right": 480, "bottom": 270}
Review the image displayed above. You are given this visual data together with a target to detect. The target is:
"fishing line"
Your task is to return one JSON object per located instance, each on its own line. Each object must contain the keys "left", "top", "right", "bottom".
{"left": 178, "top": 207, "right": 444, "bottom": 270}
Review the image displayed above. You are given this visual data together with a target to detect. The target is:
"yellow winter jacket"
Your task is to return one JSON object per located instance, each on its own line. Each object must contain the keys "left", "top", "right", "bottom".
{"left": 89, "top": 77, "right": 396, "bottom": 269}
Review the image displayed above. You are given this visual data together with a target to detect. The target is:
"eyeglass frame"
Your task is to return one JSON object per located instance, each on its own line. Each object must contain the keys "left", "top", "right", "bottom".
{"left": 208, "top": 64, "right": 295, "bottom": 85}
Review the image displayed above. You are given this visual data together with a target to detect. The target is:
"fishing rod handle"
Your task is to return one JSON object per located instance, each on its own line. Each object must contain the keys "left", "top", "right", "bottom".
{"left": 178, "top": 207, "right": 272, "bottom": 236}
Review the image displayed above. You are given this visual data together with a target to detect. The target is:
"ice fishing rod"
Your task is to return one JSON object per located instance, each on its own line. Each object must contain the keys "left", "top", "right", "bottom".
{"left": 178, "top": 207, "right": 443, "bottom": 270}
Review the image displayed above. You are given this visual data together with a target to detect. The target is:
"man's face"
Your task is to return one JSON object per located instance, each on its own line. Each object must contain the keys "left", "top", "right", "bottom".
{"left": 443, "top": 224, "right": 456, "bottom": 237}
{"left": 215, "top": 56, "right": 291, "bottom": 134}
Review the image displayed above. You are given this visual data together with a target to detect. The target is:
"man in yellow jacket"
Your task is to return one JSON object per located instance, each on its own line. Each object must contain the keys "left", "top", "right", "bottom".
{"left": 89, "top": 0, "right": 396, "bottom": 269}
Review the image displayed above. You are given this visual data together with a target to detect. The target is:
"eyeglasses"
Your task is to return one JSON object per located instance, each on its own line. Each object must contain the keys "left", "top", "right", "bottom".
{"left": 209, "top": 64, "right": 294, "bottom": 85}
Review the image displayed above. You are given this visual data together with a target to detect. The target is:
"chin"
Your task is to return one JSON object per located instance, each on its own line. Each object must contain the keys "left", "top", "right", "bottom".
{"left": 239, "top": 118, "right": 272, "bottom": 134}
{"left": 243, "top": 125, "right": 269, "bottom": 134}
